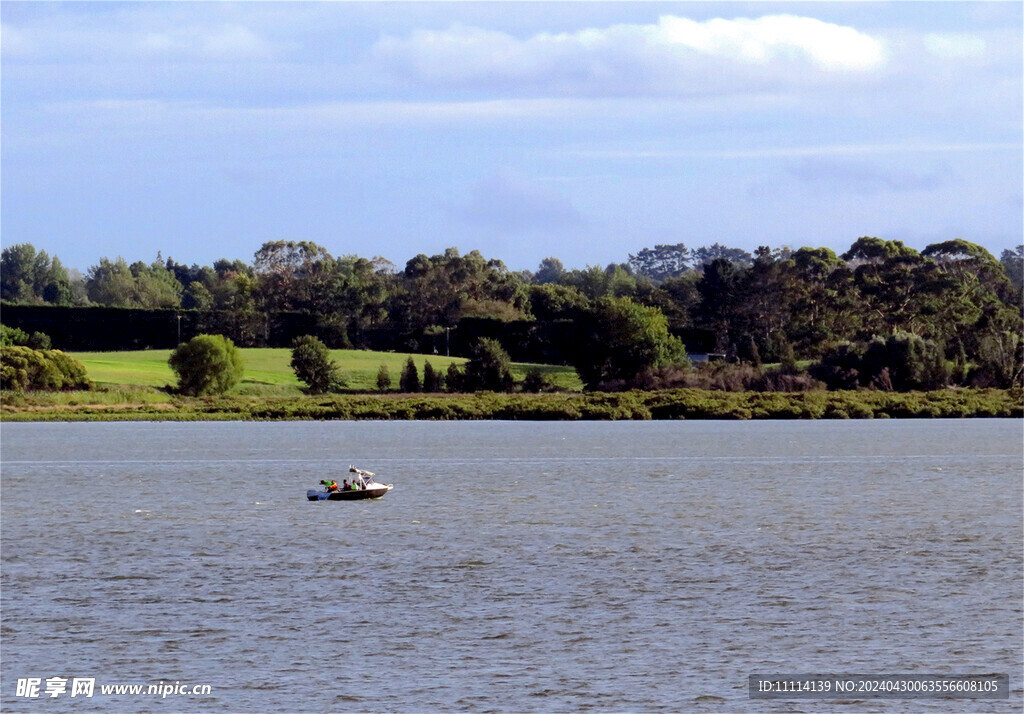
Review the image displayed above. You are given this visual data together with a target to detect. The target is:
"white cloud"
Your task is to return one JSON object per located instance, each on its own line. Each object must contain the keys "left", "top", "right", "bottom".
{"left": 656, "top": 15, "right": 885, "bottom": 70}
{"left": 372, "top": 14, "right": 886, "bottom": 95}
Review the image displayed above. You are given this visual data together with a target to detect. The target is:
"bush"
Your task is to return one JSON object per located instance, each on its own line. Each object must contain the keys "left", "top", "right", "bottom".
{"left": 0, "top": 345, "right": 89, "bottom": 391}
{"left": 290, "top": 335, "right": 343, "bottom": 394}
{"left": 812, "top": 334, "right": 950, "bottom": 391}
{"left": 168, "top": 334, "right": 244, "bottom": 396}
{"left": 0, "top": 324, "right": 50, "bottom": 349}
{"left": 862, "top": 333, "right": 949, "bottom": 391}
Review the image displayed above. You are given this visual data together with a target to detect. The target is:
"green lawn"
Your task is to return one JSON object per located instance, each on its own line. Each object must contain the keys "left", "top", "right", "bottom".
{"left": 71, "top": 348, "right": 582, "bottom": 393}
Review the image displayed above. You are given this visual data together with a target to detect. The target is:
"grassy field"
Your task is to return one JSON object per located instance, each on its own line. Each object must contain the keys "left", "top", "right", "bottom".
{"left": 70, "top": 348, "right": 583, "bottom": 394}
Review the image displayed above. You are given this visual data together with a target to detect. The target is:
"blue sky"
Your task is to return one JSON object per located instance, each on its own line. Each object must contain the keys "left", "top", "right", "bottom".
{"left": 2, "top": 2, "right": 1021, "bottom": 274}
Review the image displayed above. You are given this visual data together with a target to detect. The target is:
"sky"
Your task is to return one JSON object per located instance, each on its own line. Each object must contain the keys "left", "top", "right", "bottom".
{"left": 2, "top": 2, "right": 1021, "bottom": 274}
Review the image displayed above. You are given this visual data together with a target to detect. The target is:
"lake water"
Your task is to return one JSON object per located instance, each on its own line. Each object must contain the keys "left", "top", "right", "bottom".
{"left": 1, "top": 420, "right": 1021, "bottom": 712}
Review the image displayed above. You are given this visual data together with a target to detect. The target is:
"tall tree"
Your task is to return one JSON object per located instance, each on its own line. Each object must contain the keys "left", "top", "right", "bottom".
{"left": 533, "top": 257, "right": 567, "bottom": 285}
{"left": 999, "top": 245, "right": 1023, "bottom": 306}
{"left": 252, "top": 240, "right": 334, "bottom": 313}
{"left": 462, "top": 338, "right": 515, "bottom": 392}
{"left": 782, "top": 247, "right": 859, "bottom": 355}
{"left": 628, "top": 243, "right": 691, "bottom": 282}
{"left": 691, "top": 243, "right": 753, "bottom": 269}
{"left": 389, "top": 248, "right": 529, "bottom": 335}
{"left": 1, "top": 244, "right": 71, "bottom": 304}
{"left": 841, "top": 238, "right": 943, "bottom": 338}
{"left": 85, "top": 256, "right": 182, "bottom": 308}
{"left": 696, "top": 258, "right": 748, "bottom": 353}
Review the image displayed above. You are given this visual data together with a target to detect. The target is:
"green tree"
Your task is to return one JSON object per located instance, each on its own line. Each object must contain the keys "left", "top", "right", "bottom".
{"left": 86, "top": 256, "right": 182, "bottom": 308}
{"left": 696, "top": 258, "right": 747, "bottom": 353}
{"left": 527, "top": 283, "right": 590, "bottom": 321}
{"left": 168, "top": 334, "right": 244, "bottom": 396}
{"left": 562, "top": 263, "right": 638, "bottom": 301}
{"left": 533, "top": 257, "right": 567, "bottom": 284}
{"left": 574, "top": 296, "right": 688, "bottom": 390}
{"left": 999, "top": 245, "right": 1023, "bottom": 305}
{"left": 628, "top": 243, "right": 691, "bottom": 282}
{"left": 783, "top": 247, "right": 858, "bottom": 355}
{"left": 1, "top": 243, "right": 71, "bottom": 304}
{"left": 252, "top": 240, "right": 334, "bottom": 313}
{"left": 463, "top": 338, "right": 514, "bottom": 392}
{"left": 376, "top": 364, "right": 391, "bottom": 392}
{"left": 422, "top": 360, "right": 444, "bottom": 392}
{"left": 389, "top": 248, "right": 529, "bottom": 336}
{"left": 399, "top": 356, "right": 420, "bottom": 392}
{"left": 183, "top": 282, "right": 214, "bottom": 311}
{"left": 86, "top": 257, "right": 136, "bottom": 306}
{"left": 445, "top": 362, "right": 463, "bottom": 393}
{"left": 842, "top": 238, "right": 945, "bottom": 338}
{"left": 290, "top": 335, "right": 343, "bottom": 394}
{"left": 691, "top": 243, "right": 752, "bottom": 269}
{"left": 973, "top": 328, "right": 1023, "bottom": 387}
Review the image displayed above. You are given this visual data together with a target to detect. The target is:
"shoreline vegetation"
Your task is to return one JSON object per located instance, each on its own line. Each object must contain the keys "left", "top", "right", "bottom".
{"left": 3, "top": 385, "right": 1020, "bottom": 422}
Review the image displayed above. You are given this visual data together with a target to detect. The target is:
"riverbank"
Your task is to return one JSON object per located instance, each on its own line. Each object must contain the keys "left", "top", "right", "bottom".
{"left": 2, "top": 387, "right": 1020, "bottom": 421}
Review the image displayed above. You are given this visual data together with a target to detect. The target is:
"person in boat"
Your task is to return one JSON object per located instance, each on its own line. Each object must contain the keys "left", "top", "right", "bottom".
{"left": 320, "top": 479, "right": 339, "bottom": 492}
{"left": 342, "top": 479, "right": 350, "bottom": 491}
{"left": 349, "top": 467, "right": 369, "bottom": 489}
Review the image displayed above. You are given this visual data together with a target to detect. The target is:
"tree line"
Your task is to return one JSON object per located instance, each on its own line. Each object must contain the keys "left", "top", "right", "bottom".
{"left": 2, "top": 238, "right": 1022, "bottom": 390}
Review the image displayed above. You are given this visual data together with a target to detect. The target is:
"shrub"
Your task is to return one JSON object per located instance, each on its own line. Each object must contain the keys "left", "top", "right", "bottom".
{"left": 810, "top": 342, "right": 864, "bottom": 390}
{"left": 522, "top": 368, "right": 554, "bottom": 393}
{"left": 0, "top": 324, "right": 29, "bottom": 347}
{"left": 290, "top": 335, "right": 343, "bottom": 394}
{"left": 862, "top": 333, "right": 949, "bottom": 391}
{"left": 812, "top": 334, "right": 950, "bottom": 391}
{"left": 0, "top": 324, "right": 48, "bottom": 349}
{"left": 168, "top": 334, "right": 244, "bottom": 396}
{"left": 0, "top": 345, "right": 89, "bottom": 391}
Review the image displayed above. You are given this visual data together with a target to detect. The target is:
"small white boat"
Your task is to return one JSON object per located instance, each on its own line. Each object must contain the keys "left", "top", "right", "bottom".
{"left": 307, "top": 466, "right": 393, "bottom": 501}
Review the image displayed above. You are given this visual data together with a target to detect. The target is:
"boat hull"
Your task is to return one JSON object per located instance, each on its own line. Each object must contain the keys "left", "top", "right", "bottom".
{"left": 307, "top": 485, "right": 392, "bottom": 501}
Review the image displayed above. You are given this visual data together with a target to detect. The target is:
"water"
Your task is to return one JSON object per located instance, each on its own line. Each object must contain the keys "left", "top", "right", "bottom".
{"left": 1, "top": 420, "right": 1021, "bottom": 712}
